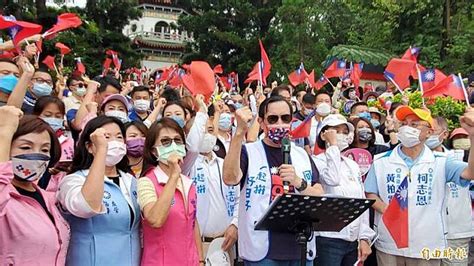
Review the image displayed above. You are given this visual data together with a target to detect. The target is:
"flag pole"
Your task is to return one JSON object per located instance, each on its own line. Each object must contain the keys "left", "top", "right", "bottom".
{"left": 257, "top": 61, "right": 263, "bottom": 94}
{"left": 324, "top": 75, "right": 336, "bottom": 89}
{"left": 386, "top": 75, "right": 403, "bottom": 94}
{"left": 415, "top": 64, "right": 426, "bottom": 107}
{"left": 458, "top": 73, "right": 470, "bottom": 107}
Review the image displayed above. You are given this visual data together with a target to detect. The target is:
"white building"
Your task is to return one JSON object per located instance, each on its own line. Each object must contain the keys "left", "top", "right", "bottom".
{"left": 46, "top": 0, "right": 87, "bottom": 8}
{"left": 123, "top": 0, "right": 192, "bottom": 71}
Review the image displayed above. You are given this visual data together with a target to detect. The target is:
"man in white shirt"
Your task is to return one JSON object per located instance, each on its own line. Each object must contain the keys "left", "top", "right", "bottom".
{"left": 63, "top": 75, "right": 86, "bottom": 114}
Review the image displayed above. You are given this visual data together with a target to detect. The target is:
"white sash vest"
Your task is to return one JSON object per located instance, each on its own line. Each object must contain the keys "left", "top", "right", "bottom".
{"left": 238, "top": 140, "right": 316, "bottom": 261}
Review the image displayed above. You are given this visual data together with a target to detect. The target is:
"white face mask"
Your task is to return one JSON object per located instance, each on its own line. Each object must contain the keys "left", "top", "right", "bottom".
{"left": 397, "top": 125, "right": 421, "bottom": 148}
{"left": 105, "top": 110, "right": 129, "bottom": 124}
{"left": 336, "top": 133, "right": 350, "bottom": 151}
{"left": 199, "top": 133, "right": 217, "bottom": 154}
{"left": 133, "top": 99, "right": 150, "bottom": 113}
{"left": 105, "top": 140, "right": 127, "bottom": 166}
{"left": 425, "top": 134, "right": 443, "bottom": 149}
{"left": 316, "top": 102, "right": 331, "bottom": 117}
{"left": 12, "top": 153, "right": 50, "bottom": 182}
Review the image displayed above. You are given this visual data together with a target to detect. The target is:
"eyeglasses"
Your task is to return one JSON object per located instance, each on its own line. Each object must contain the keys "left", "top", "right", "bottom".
{"left": 159, "top": 137, "right": 184, "bottom": 147}
{"left": 71, "top": 82, "right": 85, "bottom": 88}
{"left": 32, "top": 78, "right": 53, "bottom": 86}
{"left": 266, "top": 114, "right": 292, "bottom": 124}
{"left": 401, "top": 121, "right": 431, "bottom": 129}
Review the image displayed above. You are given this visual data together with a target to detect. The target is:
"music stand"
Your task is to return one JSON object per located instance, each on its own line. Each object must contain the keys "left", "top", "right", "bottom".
{"left": 255, "top": 193, "right": 375, "bottom": 266}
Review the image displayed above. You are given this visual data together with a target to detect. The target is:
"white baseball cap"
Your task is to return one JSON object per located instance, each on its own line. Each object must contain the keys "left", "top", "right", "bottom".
{"left": 317, "top": 114, "right": 354, "bottom": 136}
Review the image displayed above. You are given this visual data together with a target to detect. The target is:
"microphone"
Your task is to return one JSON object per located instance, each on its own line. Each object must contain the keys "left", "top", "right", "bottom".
{"left": 281, "top": 137, "right": 291, "bottom": 193}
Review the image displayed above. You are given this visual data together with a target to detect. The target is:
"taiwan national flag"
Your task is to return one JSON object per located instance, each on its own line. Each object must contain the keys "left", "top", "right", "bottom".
{"left": 324, "top": 60, "right": 346, "bottom": 79}
{"left": 350, "top": 63, "right": 364, "bottom": 88}
{"left": 382, "top": 176, "right": 409, "bottom": 248}
{"left": 288, "top": 62, "right": 308, "bottom": 86}
{"left": 423, "top": 74, "right": 466, "bottom": 101}
{"left": 401, "top": 46, "right": 421, "bottom": 62}
{"left": 290, "top": 109, "right": 317, "bottom": 139}
{"left": 0, "top": 15, "right": 42, "bottom": 50}
{"left": 384, "top": 58, "right": 416, "bottom": 90}
{"left": 258, "top": 39, "right": 271, "bottom": 86}
{"left": 43, "top": 13, "right": 82, "bottom": 40}
{"left": 420, "top": 68, "right": 447, "bottom": 91}
{"left": 314, "top": 75, "right": 328, "bottom": 90}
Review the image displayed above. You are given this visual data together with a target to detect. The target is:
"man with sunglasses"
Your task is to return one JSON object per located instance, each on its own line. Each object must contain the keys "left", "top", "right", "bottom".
{"left": 64, "top": 75, "right": 86, "bottom": 114}
{"left": 365, "top": 106, "right": 474, "bottom": 265}
{"left": 223, "top": 95, "right": 324, "bottom": 265}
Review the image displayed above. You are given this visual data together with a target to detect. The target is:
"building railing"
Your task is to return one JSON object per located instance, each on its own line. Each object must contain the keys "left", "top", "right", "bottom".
{"left": 128, "top": 31, "right": 193, "bottom": 43}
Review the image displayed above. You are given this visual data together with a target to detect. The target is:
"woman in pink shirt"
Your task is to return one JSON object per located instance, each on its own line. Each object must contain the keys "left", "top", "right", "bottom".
{"left": 0, "top": 107, "right": 70, "bottom": 265}
{"left": 138, "top": 118, "right": 204, "bottom": 266}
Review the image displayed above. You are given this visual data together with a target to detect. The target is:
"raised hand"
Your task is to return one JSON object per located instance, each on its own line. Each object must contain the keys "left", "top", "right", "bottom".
{"left": 460, "top": 107, "right": 474, "bottom": 136}
{"left": 322, "top": 129, "right": 338, "bottom": 146}
{"left": 235, "top": 106, "right": 253, "bottom": 134}
{"left": 0, "top": 106, "right": 23, "bottom": 136}
{"left": 90, "top": 128, "right": 108, "bottom": 152}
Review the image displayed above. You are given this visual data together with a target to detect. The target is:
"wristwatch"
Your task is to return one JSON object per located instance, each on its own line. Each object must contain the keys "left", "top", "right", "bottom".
{"left": 296, "top": 178, "right": 308, "bottom": 192}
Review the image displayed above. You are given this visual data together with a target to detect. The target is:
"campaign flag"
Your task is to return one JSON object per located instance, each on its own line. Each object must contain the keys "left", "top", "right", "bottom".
{"left": 384, "top": 58, "right": 416, "bottom": 90}
{"left": 55, "top": 42, "right": 71, "bottom": 55}
{"left": 258, "top": 39, "right": 271, "bottom": 86}
{"left": 42, "top": 56, "right": 56, "bottom": 71}
{"left": 324, "top": 60, "right": 346, "bottom": 79}
{"left": 182, "top": 61, "right": 215, "bottom": 100}
{"left": 75, "top": 58, "right": 86, "bottom": 75}
{"left": 401, "top": 46, "right": 421, "bottom": 62}
{"left": 290, "top": 109, "right": 317, "bottom": 139}
{"left": 0, "top": 15, "right": 42, "bottom": 50}
{"left": 423, "top": 74, "right": 466, "bottom": 100}
{"left": 213, "top": 64, "right": 223, "bottom": 74}
{"left": 420, "top": 68, "right": 447, "bottom": 91}
{"left": 350, "top": 63, "right": 364, "bottom": 88}
{"left": 382, "top": 176, "right": 409, "bottom": 248}
{"left": 43, "top": 13, "right": 82, "bottom": 40}
{"left": 288, "top": 62, "right": 308, "bottom": 86}
{"left": 314, "top": 75, "right": 328, "bottom": 90}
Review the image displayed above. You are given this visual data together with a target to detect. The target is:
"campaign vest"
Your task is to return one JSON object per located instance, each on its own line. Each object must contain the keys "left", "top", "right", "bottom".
{"left": 372, "top": 146, "right": 447, "bottom": 258}
{"left": 238, "top": 140, "right": 316, "bottom": 261}
{"left": 438, "top": 149, "right": 473, "bottom": 239}
{"left": 64, "top": 170, "right": 141, "bottom": 266}
{"left": 191, "top": 155, "right": 239, "bottom": 231}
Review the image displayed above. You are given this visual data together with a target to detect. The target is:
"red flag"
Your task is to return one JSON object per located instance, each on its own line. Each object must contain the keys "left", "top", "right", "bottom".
{"left": 0, "top": 16, "right": 42, "bottom": 50}
{"left": 182, "top": 61, "right": 215, "bottom": 100}
{"left": 220, "top": 76, "right": 232, "bottom": 89}
{"left": 103, "top": 58, "right": 112, "bottom": 70}
{"left": 155, "top": 67, "right": 171, "bottom": 84}
{"left": 401, "top": 46, "right": 421, "bottom": 62}
{"left": 324, "top": 60, "right": 346, "bottom": 79}
{"left": 307, "top": 70, "right": 316, "bottom": 88}
{"left": 55, "top": 42, "right": 71, "bottom": 55}
{"left": 288, "top": 63, "right": 308, "bottom": 87}
{"left": 290, "top": 109, "right": 316, "bottom": 138}
{"left": 36, "top": 38, "right": 43, "bottom": 53}
{"left": 382, "top": 176, "right": 409, "bottom": 248}
{"left": 245, "top": 62, "right": 259, "bottom": 84}
{"left": 213, "top": 64, "right": 223, "bottom": 74}
{"left": 75, "top": 58, "right": 86, "bottom": 75}
{"left": 106, "top": 50, "right": 118, "bottom": 56}
{"left": 420, "top": 68, "right": 447, "bottom": 91}
{"left": 350, "top": 63, "right": 364, "bottom": 88}
{"left": 168, "top": 67, "right": 185, "bottom": 87}
{"left": 0, "top": 50, "right": 16, "bottom": 59}
{"left": 384, "top": 58, "right": 416, "bottom": 90}
{"left": 43, "top": 13, "right": 82, "bottom": 40}
{"left": 423, "top": 74, "right": 466, "bottom": 100}
{"left": 259, "top": 40, "right": 271, "bottom": 86}
{"left": 42, "top": 55, "right": 56, "bottom": 71}
{"left": 315, "top": 75, "right": 328, "bottom": 90}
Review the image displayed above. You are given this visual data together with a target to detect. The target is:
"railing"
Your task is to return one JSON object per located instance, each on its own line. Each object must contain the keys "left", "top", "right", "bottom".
{"left": 128, "top": 31, "right": 193, "bottom": 43}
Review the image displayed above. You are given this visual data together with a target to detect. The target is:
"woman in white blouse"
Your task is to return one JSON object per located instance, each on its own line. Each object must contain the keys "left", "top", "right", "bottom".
{"left": 312, "top": 114, "right": 375, "bottom": 265}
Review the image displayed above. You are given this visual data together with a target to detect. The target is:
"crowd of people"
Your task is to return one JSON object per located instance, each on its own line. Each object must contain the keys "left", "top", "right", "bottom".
{"left": 0, "top": 33, "right": 473, "bottom": 266}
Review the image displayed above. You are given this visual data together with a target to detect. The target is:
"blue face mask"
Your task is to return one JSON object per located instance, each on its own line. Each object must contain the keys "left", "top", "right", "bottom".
{"left": 0, "top": 74, "right": 18, "bottom": 94}
{"left": 370, "top": 119, "right": 381, "bottom": 129}
{"left": 358, "top": 112, "right": 372, "bottom": 121}
{"left": 42, "top": 117, "right": 64, "bottom": 132}
{"left": 234, "top": 103, "right": 243, "bottom": 110}
{"left": 32, "top": 82, "right": 53, "bottom": 97}
{"left": 218, "top": 113, "right": 233, "bottom": 131}
{"left": 170, "top": 115, "right": 185, "bottom": 128}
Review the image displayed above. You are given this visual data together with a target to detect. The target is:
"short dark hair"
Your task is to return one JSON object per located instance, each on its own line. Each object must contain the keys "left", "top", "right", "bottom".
{"left": 0, "top": 58, "right": 18, "bottom": 68}
{"left": 141, "top": 118, "right": 186, "bottom": 177}
{"left": 13, "top": 115, "right": 61, "bottom": 168}
{"left": 350, "top": 102, "right": 368, "bottom": 114}
{"left": 95, "top": 75, "right": 122, "bottom": 93}
{"left": 315, "top": 90, "right": 331, "bottom": 102}
{"left": 350, "top": 117, "right": 376, "bottom": 147}
{"left": 70, "top": 116, "right": 130, "bottom": 174}
{"left": 162, "top": 101, "right": 186, "bottom": 117}
{"left": 161, "top": 88, "right": 180, "bottom": 102}
{"left": 294, "top": 88, "right": 306, "bottom": 97}
{"left": 389, "top": 102, "right": 403, "bottom": 115}
{"left": 66, "top": 74, "right": 84, "bottom": 88}
{"left": 130, "top": 86, "right": 152, "bottom": 98}
{"left": 33, "top": 96, "right": 66, "bottom": 116}
{"left": 271, "top": 85, "right": 291, "bottom": 97}
{"left": 258, "top": 95, "right": 293, "bottom": 119}
{"left": 125, "top": 121, "right": 148, "bottom": 137}
{"left": 302, "top": 93, "right": 316, "bottom": 105}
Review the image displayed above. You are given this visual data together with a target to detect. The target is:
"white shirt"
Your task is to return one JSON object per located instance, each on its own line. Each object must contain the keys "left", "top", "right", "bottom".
{"left": 191, "top": 154, "right": 239, "bottom": 237}
{"left": 63, "top": 95, "right": 82, "bottom": 113}
{"left": 312, "top": 146, "right": 375, "bottom": 242}
{"left": 182, "top": 111, "right": 208, "bottom": 176}
{"left": 57, "top": 170, "right": 135, "bottom": 219}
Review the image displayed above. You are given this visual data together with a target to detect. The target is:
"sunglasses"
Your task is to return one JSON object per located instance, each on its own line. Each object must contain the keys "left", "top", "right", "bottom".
{"left": 159, "top": 137, "right": 184, "bottom": 147}
{"left": 266, "top": 114, "right": 292, "bottom": 124}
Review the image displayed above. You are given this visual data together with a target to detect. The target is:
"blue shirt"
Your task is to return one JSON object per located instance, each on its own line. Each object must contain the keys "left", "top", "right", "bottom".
{"left": 365, "top": 145, "right": 469, "bottom": 194}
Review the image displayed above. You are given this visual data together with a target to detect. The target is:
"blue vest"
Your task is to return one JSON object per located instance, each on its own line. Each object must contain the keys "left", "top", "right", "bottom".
{"left": 64, "top": 171, "right": 141, "bottom": 266}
